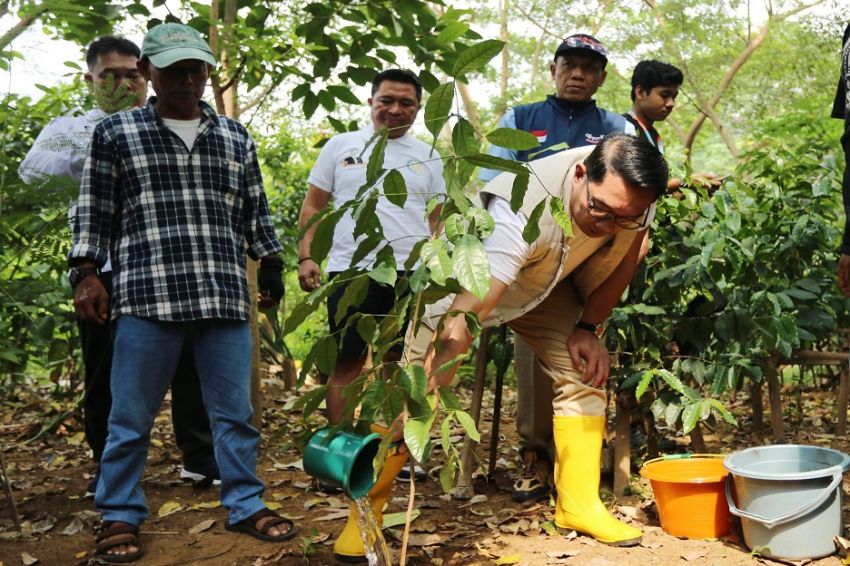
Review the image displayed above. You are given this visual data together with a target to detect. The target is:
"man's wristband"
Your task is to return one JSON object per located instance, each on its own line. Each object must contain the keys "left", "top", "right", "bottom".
{"left": 575, "top": 320, "right": 604, "bottom": 337}
{"left": 298, "top": 257, "right": 313, "bottom": 264}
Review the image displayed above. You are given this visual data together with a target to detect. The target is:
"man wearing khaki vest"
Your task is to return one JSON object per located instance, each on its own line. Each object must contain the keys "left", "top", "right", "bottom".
{"left": 410, "top": 134, "right": 667, "bottom": 546}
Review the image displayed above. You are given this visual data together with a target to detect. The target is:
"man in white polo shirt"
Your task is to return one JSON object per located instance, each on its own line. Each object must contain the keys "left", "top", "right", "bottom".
{"left": 297, "top": 68, "right": 444, "bottom": 563}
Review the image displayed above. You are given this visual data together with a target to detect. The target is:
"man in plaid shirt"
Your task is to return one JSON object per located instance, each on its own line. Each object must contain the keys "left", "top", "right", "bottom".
{"left": 68, "top": 23, "right": 293, "bottom": 562}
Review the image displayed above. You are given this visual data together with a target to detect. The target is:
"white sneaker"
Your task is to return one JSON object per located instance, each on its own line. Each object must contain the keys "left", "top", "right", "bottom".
{"left": 397, "top": 463, "right": 427, "bottom": 482}
{"left": 179, "top": 466, "right": 221, "bottom": 487}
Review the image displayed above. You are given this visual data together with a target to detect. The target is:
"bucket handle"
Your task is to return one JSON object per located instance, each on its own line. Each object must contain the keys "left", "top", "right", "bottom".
{"left": 725, "top": 467, "right": 844, "bottom": 529}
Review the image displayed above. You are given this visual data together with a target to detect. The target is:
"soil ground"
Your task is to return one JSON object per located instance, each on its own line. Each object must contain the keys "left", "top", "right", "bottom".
{"left": 2, "top": 377, "right": 850, "bottom": 566}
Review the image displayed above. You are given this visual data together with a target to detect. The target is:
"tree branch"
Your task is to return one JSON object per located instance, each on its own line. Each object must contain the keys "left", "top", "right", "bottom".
{"left": 0, "top": 6, "right": 49, "bottom": 52}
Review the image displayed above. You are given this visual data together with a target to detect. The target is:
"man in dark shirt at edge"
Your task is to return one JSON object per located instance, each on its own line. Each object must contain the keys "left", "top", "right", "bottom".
{"left": 834, "top": 23, "right": 850, "bottom": 297}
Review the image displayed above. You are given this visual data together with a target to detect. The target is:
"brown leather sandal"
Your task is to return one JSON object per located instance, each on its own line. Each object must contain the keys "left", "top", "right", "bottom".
{"left": 95, "top": 521, "right": 143, "bottom": 563}
{"left": 225, "top": 508, "right": 297, "bottom": 542}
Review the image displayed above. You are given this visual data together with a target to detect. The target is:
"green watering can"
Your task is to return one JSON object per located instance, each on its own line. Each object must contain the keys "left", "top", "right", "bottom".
{"left": 303, "top": 427, "right": 383, "bottom": 499}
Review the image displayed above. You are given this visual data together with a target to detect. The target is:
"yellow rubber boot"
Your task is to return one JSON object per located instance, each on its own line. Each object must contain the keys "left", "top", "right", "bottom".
{"left": 552, "top": 415, "right": 641, "bottom": 546}
{"left": 333, "top": 448, "right": 410, "bottom": 562}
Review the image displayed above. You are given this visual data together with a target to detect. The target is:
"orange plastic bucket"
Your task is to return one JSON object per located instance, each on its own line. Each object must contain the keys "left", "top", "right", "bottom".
{"left": 640, "top": 454, "right": 731, "bottom": 538}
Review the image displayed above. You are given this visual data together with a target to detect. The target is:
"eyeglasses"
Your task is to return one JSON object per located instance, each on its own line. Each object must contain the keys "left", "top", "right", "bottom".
{"left": 584, "top": 177, "right": 649, "bottom": 230}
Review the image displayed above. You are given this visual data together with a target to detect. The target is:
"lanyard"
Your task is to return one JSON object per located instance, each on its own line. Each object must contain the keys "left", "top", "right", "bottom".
{"left": 627, "top": 111, "right": 661, "bottom": 149}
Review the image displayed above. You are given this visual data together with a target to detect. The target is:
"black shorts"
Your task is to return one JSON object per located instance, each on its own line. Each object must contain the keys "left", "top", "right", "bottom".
{"left": 326, "top": 271, "right": 410, "bottom": 360}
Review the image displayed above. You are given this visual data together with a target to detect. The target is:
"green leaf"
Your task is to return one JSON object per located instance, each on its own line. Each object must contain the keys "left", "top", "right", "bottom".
{"left": 293, "top": 386, "right": 327, "bottom": 417}
{"left": 657, "top": 369, "right": 687, "bottom": 395}
{"left": 451, "top": 117, "right": 480, "bottom": 156}
{"left": 451, "top": 39, "right": 505, "bottom": 78}
{"left": 486, "top": 128, "right": 539, "bottom": 150}
{"left": 356, "top": 316, "right": 377, "bottom": 344}
{"left": 383, "top": 169, "right": 408, "bottom": 208}
{"left": 314, "top": 335, "right": 338, "bottom": 375}
{"left": 369, "top": 264, "right": 397, "bottom": 286}
{"left": 334, "top": 275, "right": 369, "bottom": 324}
{"left": 454, "top": 410, "right": 480, "bottom": 442}
{"left": 463, "top": 153, "right": 526, "bottom": 174}
{"left": 440, "top": 417, "right": 451, "bottom": 452}
{"left": 509, "top": 172, "right": 529, "bottom": 212}
{"left": 421, "top": 239, "right": 453, "bottom": 285}
{"left": 424, "top": 82, "right": 455, "bottom": 141}
{"left": 681, "top": 401, "right": 701, "bottom": 435}
{"left": 401, "top": 364, "right": 428, "bottom": 402}
{"left": 310, "top": 210, "right": 343, "bottom": 263}
{"left": 366, "top": 131, "right": 388, "bottom": 184}
{"left": 467, "top": 207, "right": 495, "bottom": 239}
{"left": 549, "top": 197, "right": 572, "bottom": 237}
{"left": 403, "top": 419, "right": 431, "bottom": 462}
{"left": 452, "top": 234, "right": 491, "bottom": 300}
{"left": 327, "top": 84, "right": 361, "bottom": 105}
{"left": 439, "top": 455, "right": 457, "bottom": 493}
{"left": 635, "top": 370, "right": 653, "bottom": 400}
{"left": 522, "top": 199, "right": 546, "bottom": 244}
{"left": 436, "top": 21, "right": 469, "bottom": 44}
{"left": 437, "top": 386, "right": 463, "bottom": 411}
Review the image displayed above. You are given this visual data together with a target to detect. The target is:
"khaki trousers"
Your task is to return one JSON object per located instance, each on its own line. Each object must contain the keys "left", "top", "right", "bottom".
{"left": 513, "top": 335, "right": 553, "bottom": 456}
{"left": 406, "top": 279, "right": 607, "bottom": 424}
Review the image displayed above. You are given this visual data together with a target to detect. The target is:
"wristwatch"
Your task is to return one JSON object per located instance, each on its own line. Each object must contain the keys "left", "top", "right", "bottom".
{"left": 68, "top": 265, "right": 100, "bottom": 287}
{"left": 575, "top": 320, "right": 604, "bottom": 338}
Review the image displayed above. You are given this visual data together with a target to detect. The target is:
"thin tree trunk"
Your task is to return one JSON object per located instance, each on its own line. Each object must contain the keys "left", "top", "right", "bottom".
{"left": 765, "top": 355, "right": 785, "bottom": 443}
{"left": 497, "top": 0, "right": 508, "bottom": 117}
{"left": 0, "top": 6, "right": 48, "bottom": 52}
{"left": 456, "top": 81, "right": 482, "bottom": 133}
{"left": 454, "top": 327, "right": 491, "bottom": 500}
{"left": 749, "top": 377, "right": 764, "bottom": 438}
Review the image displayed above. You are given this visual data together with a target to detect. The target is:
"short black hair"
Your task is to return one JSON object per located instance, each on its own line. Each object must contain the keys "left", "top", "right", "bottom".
{"left": 85, "top": 36, "right": 140, "bottom": 69}
{"left": 371, "top": 69, "right": 423, "bottom": 102}
{"left": 630, "top": 60, "right": 683, "bottom": 102}
{"left": 584, "top": 134, "right": 669, "bottom": 199}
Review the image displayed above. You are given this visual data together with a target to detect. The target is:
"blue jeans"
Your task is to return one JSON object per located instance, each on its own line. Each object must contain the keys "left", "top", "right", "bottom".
{"left": 95, "top": 316, "right": 266, "bottom": 526}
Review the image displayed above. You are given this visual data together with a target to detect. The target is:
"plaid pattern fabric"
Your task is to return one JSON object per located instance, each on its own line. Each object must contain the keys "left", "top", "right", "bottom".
{"left": 69, "top": 98, "right": 282, "bottom": 322}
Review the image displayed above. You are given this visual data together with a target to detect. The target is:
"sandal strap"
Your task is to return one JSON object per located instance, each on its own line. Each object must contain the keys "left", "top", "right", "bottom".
{"left": 96, "top": 532, "right": 138, "bottom": 553}
{"left": 96, "top": 521, "right": 138, "bottom": 542}
{"left": 246, "top": 508, "right": 293, "bottom": 535}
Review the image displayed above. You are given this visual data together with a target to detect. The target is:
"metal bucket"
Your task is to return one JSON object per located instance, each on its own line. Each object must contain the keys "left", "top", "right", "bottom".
{"left": 724, "top": 444, "right": 850, "bottom": 560}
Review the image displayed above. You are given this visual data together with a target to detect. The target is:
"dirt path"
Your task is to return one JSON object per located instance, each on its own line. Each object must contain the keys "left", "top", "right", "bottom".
{"left": 1, "top": 383, "right": 848, "bottom": 565}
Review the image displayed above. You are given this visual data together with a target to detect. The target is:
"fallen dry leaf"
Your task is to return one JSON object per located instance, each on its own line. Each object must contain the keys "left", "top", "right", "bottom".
{"left": 274, "top": 459, "right": 304, "bottom": 471}
{"left": 616, "top": 505, "right": 648, "bottom": 523}
{"left": 313, "top": 509, "right": 350, "bottom": 522}
{"left": 546, "top": 549, "right": 580, "bottom": 559}
{"left": 190, "top": 500, "right": 221, "bottom": 510}
{"left": 157, "top": 500, "right": 184, "bottom": 518}
{"left": 681, "top": 550, "right": 708, "bottom": 561}
{"left": 61, "top": 517, "right": 84, "bottom": 536}
{"left": 459, "top": 494, "right": 489, "bottom": 508}
{"left": 74, "top": 551, "right": 87, "bottom": 559}
{"left": 265, "top": 501, "right": 282, "bottom": 511}
{"left": 386, "top": 529, "right": 445, "bottom": 546}
{"left": 493, "top": 553, "right": 521, "bottom": 565}
{"left": 189, "top": 519, "right": 216, "bottom": 534}
{"left": 21, "top": 553, "right": 38, "bottom": 565}
{"left": 31, "top": 515, "right": 56, "bottom": 534}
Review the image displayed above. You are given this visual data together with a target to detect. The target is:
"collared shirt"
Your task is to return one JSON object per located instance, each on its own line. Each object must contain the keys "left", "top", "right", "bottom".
{"left": 69, "top": 98, "right": 282, "bottom": 322}
{"left": 19, "top": 108, "right": 106, "bottom": 185}
{"left": 307, "top": 124, "right": 445, "bottom": 271}
{"left": 19, "top": 108, "right": 118, "bottom": 271}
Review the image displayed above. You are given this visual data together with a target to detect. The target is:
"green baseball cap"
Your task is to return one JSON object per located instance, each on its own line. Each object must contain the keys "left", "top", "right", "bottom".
{"left": 141, "top": 23, "right": 216, "bottom": 68}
